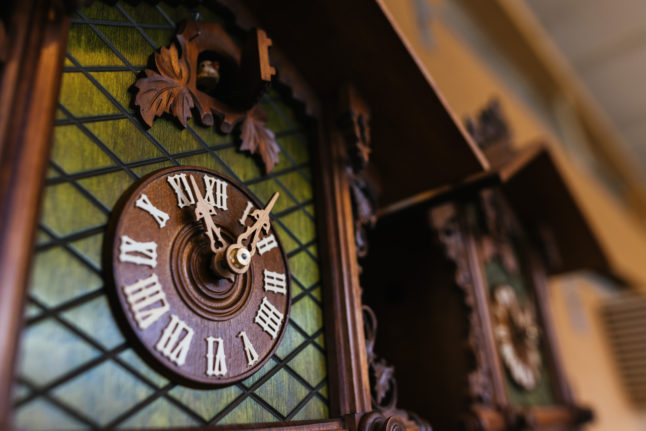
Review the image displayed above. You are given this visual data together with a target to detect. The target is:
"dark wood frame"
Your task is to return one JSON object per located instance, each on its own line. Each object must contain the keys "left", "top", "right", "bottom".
{"left": 0, "top": 1, "right": 406, "bottom": 430}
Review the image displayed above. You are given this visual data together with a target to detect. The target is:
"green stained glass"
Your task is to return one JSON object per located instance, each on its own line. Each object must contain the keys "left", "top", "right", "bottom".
{"left": 118, "top": 2, "right": 169, "bottom": 25}
{"left": 276, "top": 170, "right": 313, "bottom": 203}
{"left": 14, "top": 399, "right": 87, "bottom": 430}
{"left": 119, "top": 397, "right": 199, "bottom": 429}
{"left": 24, "top": 303, "right": 43, "bottom": 320}
{"left": 79, "top": 2, "right": 126, "bottom": 22}
{"left": 274, "top": 223, "right": 299, "bottom": 254}
{"left": 17, "top": 319, "right": 101, "bottom": 386}
{"left": 30, "top": 247, "right": 102, "bottom": 307}
{"left": 242, "top": 358, "right": 279, "bottom": 388}
{"left": 278, "top": 133, "right": 310, "bottom": 165}
{"left": 61, "top": 296, "right": 125, "bottom": 350}
{"left": 281, "top": 210, "right": 317, "bottom": 245}
{"left": 117, "top": 349, "right": 168, "bottom": 388}
{"left": 66, "top": 25, "right": 126, "bottom": 67}
{"left": 319, "top": 383, "right": 328, "bottom": 399}
{"left": 289, "top": 251, "right": 320, "bottom": 287}
{"left": 213, "top": 146, "right": 262, "bottom": 181}
{"left": 69, "top": 233, "right": 104, "bottom": 270}
{"left": 51, "top": 125, "right": 115, "bottom": 174}
{"left": 288, "top": 344, "right": 327, "bottom": 387}
{"left": 291, "top": 296, "right": 324, "bottom": 336}
{"left": 248, "top": 178, "right": 298, "bottom": 214}
{"left": 40, "top": 183, "right": 107, "bottom": 236}
{"left": 255, "top": 369, "right": 310, "bottom": 417}
{"left": 51, "top": 361, "right": 154, "bottom": 426}
{"left": 85, "top": 119, "right": 163, "bottom": 163}
{"left": 274, "top": 325, "right": 306, "bottom": 360}
{"left": 168, "top": 385, "right": 242, "bottom": 421}
{"left": 92, "top": 25, "right": 156, "bottom": 66}
{"left": 309, "top": 285, "right": 323, "bottom": 302}
{"left": 77, "top": 170, "right": 134, "bottom": 209}
{"left": 218, "top": 397, "right": 277, "bottom": 425}
{"left": 13, "top": 1, "right": 328, "bottom": 427}
{"left": 60, "top": 72, "right": 121, "bottom": 117}
{"left": 175, "top": 151, "right": 224, "bottom": 172}
{"left": 147, "top": 119, "right": 204, "bottom": 155}
{"left": 292, "top": 397, "right": 329, "bottom": 421}
{"left": 91, "top": 71, "right": 138, "bottom": 111}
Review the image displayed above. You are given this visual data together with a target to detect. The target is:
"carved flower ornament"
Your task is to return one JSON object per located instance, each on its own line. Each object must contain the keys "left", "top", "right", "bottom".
{"left": 134, "top": 19, "right": 281, "bottom": 174}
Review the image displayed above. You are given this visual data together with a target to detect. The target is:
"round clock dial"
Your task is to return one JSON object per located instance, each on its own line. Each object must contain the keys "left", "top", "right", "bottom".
{"left": 491, "top": 284, "right": 541, "bottom": 391}
{"left": 106, "top": 166, "right": 290, "bottom": 387}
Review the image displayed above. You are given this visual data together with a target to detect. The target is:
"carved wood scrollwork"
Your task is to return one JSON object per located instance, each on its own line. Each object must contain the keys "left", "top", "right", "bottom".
{"left": 337, "top": 85, "right": 431, "bottom": 431}
{"left": 337, "top": 85, "right": 378, "bottom": 257}
{"left": 430, "top": 204, "right": 495, "bottom": 405}
{"left": 358, "top": 411, "right": 407, "bottom": 431}
{"left": 133, "top": 18, "right": 281, "bottom": 174}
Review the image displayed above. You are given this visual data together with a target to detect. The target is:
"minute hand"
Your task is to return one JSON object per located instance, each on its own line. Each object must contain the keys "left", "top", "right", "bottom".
{"left": 190, "top": 175, "right": 228, "bottom": 254}
{"left": 234, "top": 192, "right": 279, "bottom": 258}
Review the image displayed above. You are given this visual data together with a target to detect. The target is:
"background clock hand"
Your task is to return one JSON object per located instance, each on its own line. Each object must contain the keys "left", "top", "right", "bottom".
{"left": 226, "top": 192, "right": 279, "bottom": 274}
{"left": 189, "top": 175, "right": 229, "bottom": 254}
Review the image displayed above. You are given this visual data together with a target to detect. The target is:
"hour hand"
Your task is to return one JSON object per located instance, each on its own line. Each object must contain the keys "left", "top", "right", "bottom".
{"left": 189, "top": 175, "right": 228, "bottom": 254}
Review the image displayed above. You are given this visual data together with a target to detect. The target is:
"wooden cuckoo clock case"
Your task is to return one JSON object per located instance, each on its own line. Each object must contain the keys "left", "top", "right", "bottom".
{"left": 105, "top": 166, "right": 290, "bottom": 387}
{"left": 361, "top": 189, "right": 591, "bottom": 430}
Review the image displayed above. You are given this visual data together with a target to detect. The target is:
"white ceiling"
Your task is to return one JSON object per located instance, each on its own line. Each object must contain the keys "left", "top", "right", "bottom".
{"left": 525, "top": 0, "right": 646, "bottom": 163}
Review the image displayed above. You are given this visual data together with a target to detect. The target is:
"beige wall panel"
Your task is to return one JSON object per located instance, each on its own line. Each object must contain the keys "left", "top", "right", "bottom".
{"left": 550, "top": 276, "right": 646, "bottom": 430}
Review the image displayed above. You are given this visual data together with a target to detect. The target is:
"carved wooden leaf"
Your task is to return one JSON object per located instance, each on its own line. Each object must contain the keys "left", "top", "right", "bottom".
{"left": 134, "top": 42, "right": 194, "bottom": 127}
{"left": 240, "top": 105, "right": 280, "bottom": 174}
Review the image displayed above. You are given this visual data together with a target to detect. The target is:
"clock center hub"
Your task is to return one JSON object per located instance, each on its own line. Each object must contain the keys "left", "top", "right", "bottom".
{"left": 171, "top": 223, "right": 252, "bottom": 321}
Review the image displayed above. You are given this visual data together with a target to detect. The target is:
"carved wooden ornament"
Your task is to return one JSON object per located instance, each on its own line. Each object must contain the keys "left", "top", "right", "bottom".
{"left": 134, "top": 20, "right": 281, "bottom": 174}
{"left": 105, "top": 166, "right": 290, "bottom": 387}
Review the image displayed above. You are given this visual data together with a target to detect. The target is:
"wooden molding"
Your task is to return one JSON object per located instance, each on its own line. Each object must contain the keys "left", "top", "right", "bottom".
{"left": 316, "top": 93, "right": 372, "bottom": 416}
{"left": 430, "top": 202, "right": 501, "bottom": 406}
{"left": 0, "top": 0, "right": 70, "bottom": 426}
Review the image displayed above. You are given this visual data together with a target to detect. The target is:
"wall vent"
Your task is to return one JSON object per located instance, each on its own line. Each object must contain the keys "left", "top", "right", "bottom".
{"left": 601, "top": 293, "right": 646, "bottom": 406}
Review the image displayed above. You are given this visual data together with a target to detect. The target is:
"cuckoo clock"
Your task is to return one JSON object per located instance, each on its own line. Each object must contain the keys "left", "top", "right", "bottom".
{"left": 361, "top": 103, "right": 594, "bottom": 430}
{"left": 0, "top": 0, "right": 465, "bottom": 430}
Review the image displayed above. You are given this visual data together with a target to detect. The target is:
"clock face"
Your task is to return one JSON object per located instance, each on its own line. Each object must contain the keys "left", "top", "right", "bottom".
{"left": 106, "top": 166, "right": 290, "bottom": 387}
{"left": 491, "top": 284, "right": 541, "bottom": 391}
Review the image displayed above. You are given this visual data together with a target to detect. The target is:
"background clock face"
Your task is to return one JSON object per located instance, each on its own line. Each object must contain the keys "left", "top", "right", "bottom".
{"left": 492, "top": 284, "right": 541, "bottom": 391}
{"left": 107, "top": 166, "right": 291, "bottom": 387}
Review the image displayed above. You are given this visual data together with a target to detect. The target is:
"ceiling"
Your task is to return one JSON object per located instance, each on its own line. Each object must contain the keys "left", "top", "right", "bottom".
{"left": 525, "top": 0, "right": 646, "bottom": 166}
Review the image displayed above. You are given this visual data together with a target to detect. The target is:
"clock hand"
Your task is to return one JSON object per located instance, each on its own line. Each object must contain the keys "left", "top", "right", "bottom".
{"left": 225, "top": 192, "right": 279, "bottom": 274}
{"left": 189, "top": 175, "right": 229, "bottom": 254}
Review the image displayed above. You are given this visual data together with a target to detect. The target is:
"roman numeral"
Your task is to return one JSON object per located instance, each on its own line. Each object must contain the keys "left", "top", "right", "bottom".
{"left": 237, "top": 331, "right": 259, "bottom": 367}
{"left": 263, "top": 270, "right": 287, "bottom": 295}
{"left": 239, "top": 201, "right": 254, "bottom": 226}
{"left": 254, "top": 296, "right": 284, "bottom": 339}
{"left": 167, "top": 173, "right": 195, "bottom": 208}
{"left": 156, "top": 314, "right": 194, "bottom": 367}
{"left": 206, "top": 337, "right": 227, "bottom": 377}
{"left": 123, "top": 274, "right": 169, "bottom": 330}
{"left": 203, "top": 175, "right": 228, "bottom": 211}
{"left": 135, "top": 194, "right": 169, "bottom": 228}
{"left": 119, "top": 235, "right": 157, "bottom": 268}
{"left": 257, "top": 234, "right": 278, "bottom": 255}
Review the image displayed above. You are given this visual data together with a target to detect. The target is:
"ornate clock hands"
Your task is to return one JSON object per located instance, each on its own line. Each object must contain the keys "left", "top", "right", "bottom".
{"left": 189, "top": 175, "right": 232, "bottom": 277}
{"left": 225, "top": 192, "right": 279, "bottom": 274}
